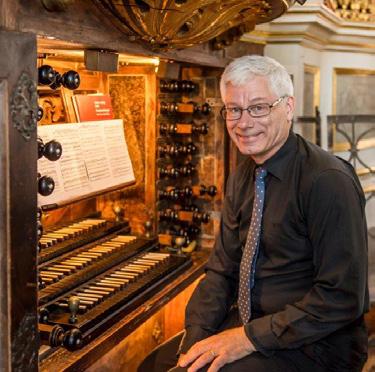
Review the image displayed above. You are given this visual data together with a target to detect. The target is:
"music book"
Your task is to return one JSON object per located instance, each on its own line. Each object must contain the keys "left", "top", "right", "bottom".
{"left": 72, "top": 94, "right": 114, "bottom": 122}
{"left": 38, "top": 119, "right": 135, "bottom": 208}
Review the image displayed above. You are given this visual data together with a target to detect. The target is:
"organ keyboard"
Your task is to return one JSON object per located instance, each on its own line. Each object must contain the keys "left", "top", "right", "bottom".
{"left": 39, "top": 215, "right": 130, "bottom": 264}
{"left": 38, "top": 216, "right": 192, "bottom": 351}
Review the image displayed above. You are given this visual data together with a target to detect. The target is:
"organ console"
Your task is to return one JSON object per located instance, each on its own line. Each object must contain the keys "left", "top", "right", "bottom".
{"left": 33, "top": 48, "right": 222, "bottom": 372}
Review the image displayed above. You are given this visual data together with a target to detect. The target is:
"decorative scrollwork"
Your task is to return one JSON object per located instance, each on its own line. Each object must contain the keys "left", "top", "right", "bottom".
{"left": 92, "top": 0, "right": 294, "bottom": 50}
{"left": 10, "top": 72, "right": 38, "bottom": 141}
{"left": 325, "top": 0, "right": 375, "bottom": 22}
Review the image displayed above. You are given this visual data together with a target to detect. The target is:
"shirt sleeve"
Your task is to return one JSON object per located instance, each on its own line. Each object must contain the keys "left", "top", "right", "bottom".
{"left": 179, "top": 173, "right": 243, "bottom": 354}
{"left": 244, "top": 169, "right": 368, "bottom": 355}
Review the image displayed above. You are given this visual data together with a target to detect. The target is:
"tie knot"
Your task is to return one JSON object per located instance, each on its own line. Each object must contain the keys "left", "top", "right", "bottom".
{"left": 255, "top": 167, "right": 267, "bottom": 180}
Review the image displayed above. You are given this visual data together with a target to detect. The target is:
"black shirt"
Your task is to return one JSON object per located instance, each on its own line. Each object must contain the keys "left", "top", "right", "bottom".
{"left": 181, "top": 131, "right": 369, "bottom": 358}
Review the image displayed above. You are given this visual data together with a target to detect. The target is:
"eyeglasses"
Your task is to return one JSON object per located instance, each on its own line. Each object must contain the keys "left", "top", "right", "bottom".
{"left": 220, "top": 96, "right": 287, "bottom": 121}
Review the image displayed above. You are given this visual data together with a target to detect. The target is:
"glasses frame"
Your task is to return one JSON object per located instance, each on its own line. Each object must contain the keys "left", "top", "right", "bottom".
{"left": 220, "top": 96, "right": 288, "bottom": 121}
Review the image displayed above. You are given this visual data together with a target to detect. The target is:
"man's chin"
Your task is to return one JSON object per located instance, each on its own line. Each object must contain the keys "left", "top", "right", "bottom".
{"left": 237, "top": 145, "right": 260, "bottom": 156}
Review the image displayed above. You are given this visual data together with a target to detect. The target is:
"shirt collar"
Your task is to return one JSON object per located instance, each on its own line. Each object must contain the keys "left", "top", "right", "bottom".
{"left": 261, "top": 130, "right": 297, "bottom": 181}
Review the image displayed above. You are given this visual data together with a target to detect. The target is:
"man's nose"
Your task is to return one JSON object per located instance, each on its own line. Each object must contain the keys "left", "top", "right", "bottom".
{"left": 237, "top": 111, "right": 255, "bottom": 128}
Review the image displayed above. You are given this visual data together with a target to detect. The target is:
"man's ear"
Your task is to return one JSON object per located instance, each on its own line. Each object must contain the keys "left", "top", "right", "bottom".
{"left": 286, "top": 96, "right": 295, "bottom": 122}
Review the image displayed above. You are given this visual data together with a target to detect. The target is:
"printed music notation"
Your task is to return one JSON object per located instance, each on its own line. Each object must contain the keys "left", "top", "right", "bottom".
{"left": 38, "top": 119, "right": 135, "bottom": 208}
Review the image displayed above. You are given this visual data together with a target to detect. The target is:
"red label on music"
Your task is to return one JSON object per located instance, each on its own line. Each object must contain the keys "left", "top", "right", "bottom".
{"left": 72, "top": 94, "right": 114, "bottom": 122}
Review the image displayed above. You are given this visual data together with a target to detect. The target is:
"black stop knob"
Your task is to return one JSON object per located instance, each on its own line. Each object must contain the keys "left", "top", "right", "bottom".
{"left": 201, "top": 213, "right": 210, "bottom": 223}
{"left": 188, "top": 225, "right": 201, "bottom": 236}
{"left": 39, "top": 307, "right": 49, "bottom": 323}
{"left": 38, "top": 65, "right": 55, "bottom": 85}
{"left": 49, "top": 71, "right": 62, "bottom": 90}
{"left": 160, "top": 80, "right": 168, "bottom": 92}
{"left": 169, "top": 80, "right": 179, "bottom": 92}
{"left": 44, "top": 140, "right": 62, "bottom": 161}
{"left": 38, "top": 175, "right": 55, "bottom": 196}
{"left": 37, "top": 137, "right": 45, "bottom": 159}
{"left": 62, "top": 70, "right": 80, "bottom": 90}
{"left": 186, "top": 143, "right": 197, "bottom": 155}
{"left": 193, "top": 123, "right": 208, "bottom": 135}
{"left": 38, "top": 273, "right": 45, "bottom": 288}
{"left": 181, "top": 187, "right": 192, "bottom": 198}
{"left": 63, "top": 328, "right": 83, "bottom": 350}
{"left": 207, "top": 185, "right": 217, "bottom": 197}
{"left": 201, "top": 103, "right": 211, "bottom": 115}
{"left": 37, "top": 220, "right": 43, "bottom": 240}
{"left": 37, "top": 207, "right": 43, "bottom": 220}
{"left": 37, "top": 106, "right": 44, "bottom": 121}
{"left": 169, "top": 189, "right": 179, "bottom": 201}
{"left": 49, "top": 325, "right": 64, "bottom": 347}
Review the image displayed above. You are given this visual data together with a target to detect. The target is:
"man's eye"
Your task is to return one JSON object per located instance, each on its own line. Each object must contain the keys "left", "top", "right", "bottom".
{"left": 227, "top": 107, "right": 241, "bottom": 113}
{"left": 253, "top": 105, "right": 267, "bottom": 113}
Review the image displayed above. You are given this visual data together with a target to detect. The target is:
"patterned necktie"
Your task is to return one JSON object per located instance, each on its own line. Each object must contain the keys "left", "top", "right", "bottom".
{"left": 238, "top": 166, "right": 267, "bottom": 324}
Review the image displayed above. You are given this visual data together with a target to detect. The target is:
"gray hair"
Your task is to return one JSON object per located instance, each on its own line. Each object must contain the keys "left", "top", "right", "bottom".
{"left": 220, "top": 55, "right": 294, "bottom": 99}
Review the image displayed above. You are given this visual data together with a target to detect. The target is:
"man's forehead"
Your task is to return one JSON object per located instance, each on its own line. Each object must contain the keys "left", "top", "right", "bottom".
{"left": 224, "top": 81, "right": 275, "bottom": 103}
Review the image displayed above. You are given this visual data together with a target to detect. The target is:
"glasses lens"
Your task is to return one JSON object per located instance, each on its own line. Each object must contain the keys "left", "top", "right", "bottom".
{"left": 250, "top": 104, "right": 271, "bottom": 117}
{"left": 222, "top": 107, "right": 242, "bottom": 121}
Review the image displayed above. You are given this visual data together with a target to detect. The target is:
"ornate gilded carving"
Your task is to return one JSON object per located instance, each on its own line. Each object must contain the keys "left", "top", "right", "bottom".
{"left": 92, "top": 0, "right": 293, "bottom": 49}
{"left": 10, "top": 72, "right": 38, "bottom": 141}
{"left": 41, "top": 0, "right": 75, "bottom": 11}
{"left": 211, "top": 23, "right": 254, "bottom": 50}
{"left": 325, "top": 0, "right": 375, "bottom": 21}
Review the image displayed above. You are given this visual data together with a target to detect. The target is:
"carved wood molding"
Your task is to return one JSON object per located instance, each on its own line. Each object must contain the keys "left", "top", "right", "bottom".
{"left": 10, "top": 72, "right": 37, "bottom": 141}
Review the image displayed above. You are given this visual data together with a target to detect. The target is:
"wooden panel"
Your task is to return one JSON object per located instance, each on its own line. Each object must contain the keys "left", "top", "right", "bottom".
{"left": 0, "top": 79, "right": 10, "bottom": 371}
{"left": 85, "top": 309, "right": 165, "bottom": 372}
{"left": 97, "top": 67, "right": 157, "bottom": 235}
{"left": 164, "top": 277, "right": 202, "bottom": 339}
{"left": 0, "top": 30, "right": 38, "bottom": 371}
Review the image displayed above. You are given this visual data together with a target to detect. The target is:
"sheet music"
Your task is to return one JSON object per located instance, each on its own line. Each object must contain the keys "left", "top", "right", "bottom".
{"left": 103, "top": 121, "right": 135, "bottom": 180}
{"left": 38, "top": 119, "right": 135, "bottom": 207}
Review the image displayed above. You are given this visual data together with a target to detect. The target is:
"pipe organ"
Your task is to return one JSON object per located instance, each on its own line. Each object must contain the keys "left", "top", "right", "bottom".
{"left": 0, "top": 0, "right": 287, "bottom": 370}
{"left": 35, "top": 47, "right": 227, "bottom": 371}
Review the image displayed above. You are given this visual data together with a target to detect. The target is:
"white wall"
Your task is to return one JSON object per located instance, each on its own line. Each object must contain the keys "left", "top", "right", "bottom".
{"left": 263, "top": 44, "right": 375, "bottom": 227}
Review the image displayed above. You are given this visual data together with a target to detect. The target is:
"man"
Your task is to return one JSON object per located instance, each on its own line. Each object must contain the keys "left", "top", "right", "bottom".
{"left": 139, "top": 55, "right": 368, "bottom": 371}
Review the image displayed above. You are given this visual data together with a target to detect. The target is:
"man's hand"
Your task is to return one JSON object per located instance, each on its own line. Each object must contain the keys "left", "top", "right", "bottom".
{"left": 178, "top": 327, "right": 255, "bottom": 372}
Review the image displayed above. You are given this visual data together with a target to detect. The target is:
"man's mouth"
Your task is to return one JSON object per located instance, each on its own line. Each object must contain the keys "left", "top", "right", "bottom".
{"left": 236, "top": 132, "right": 262, "bottom": 142}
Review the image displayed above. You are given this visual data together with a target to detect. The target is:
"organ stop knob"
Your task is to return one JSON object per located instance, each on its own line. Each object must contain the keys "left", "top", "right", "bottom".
{"left": 68, "top": 295, "right": 80, "bottom": 324}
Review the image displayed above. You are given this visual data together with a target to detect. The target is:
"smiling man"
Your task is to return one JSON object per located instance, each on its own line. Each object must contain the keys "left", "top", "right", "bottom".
{"left": 138, "top": 55, "right": 368, "bottom": 372}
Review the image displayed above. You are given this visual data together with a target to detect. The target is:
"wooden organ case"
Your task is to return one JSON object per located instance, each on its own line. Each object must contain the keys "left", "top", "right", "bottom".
{"left": 0, "top": 1, "right": 269, "bottom": 371}
{"left": 34, "top": 51, "right": 228, "bottom": 371}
